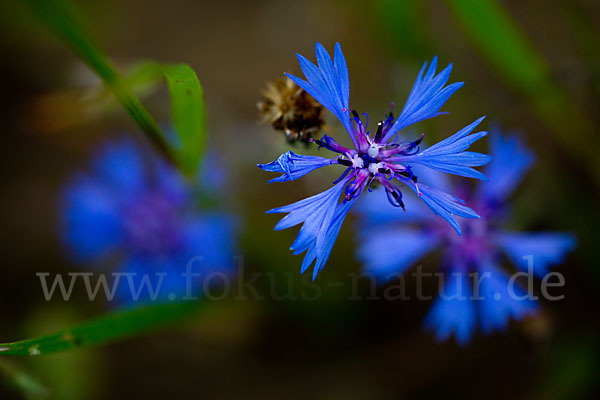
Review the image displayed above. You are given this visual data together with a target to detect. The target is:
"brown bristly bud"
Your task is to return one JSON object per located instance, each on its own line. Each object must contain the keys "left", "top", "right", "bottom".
{"left": 257, "top": 77, "right": 325, "bottom": 144}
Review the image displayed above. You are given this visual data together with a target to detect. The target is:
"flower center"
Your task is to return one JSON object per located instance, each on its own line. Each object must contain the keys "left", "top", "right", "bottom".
{"left": 445, "top": 210, "right": 492, "bottom": 264}
{"left": 367, "top": 143, "right": 379, "bottom": 158}
{"left": 123, "top": 191, "right": 184, "bottom": 255}
{"left": 351, "top": 154, "right": 364, "bottom": 168}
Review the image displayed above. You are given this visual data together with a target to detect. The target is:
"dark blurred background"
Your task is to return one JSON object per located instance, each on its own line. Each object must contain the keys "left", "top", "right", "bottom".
{"left": 0, "top": 0, "right": 599, "bottom": 398}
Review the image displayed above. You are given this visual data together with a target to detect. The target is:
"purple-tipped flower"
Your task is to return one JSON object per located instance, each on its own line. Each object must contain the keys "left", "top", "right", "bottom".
{"left": 259, "top": 42, "right": 490, "bottom": 278}
{"left": 355, "top": 127, "right": 576, "bottom": 345}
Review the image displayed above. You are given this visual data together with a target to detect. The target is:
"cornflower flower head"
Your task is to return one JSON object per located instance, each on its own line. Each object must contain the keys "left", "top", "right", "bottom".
{"left": 259, "top": 42, "right": 491, "bottom": 279}
{"left": 61, "top": 139, "right": 237, "bottom": 304}
{"left": 355, "top": 127, "right": 576, "bottom": 345}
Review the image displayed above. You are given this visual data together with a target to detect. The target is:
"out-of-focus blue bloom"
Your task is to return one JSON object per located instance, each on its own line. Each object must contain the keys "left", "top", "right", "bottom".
{"left": 356, "top": 127, "right": 576, "bottom": 345}
{"left": 61, "top": 139, "right": 237, "bottom": 304}
{"left": 259, "top": 42, "right": 490, "bottom": 279}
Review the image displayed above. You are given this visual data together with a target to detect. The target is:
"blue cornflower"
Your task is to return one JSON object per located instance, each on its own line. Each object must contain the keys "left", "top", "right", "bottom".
{"left": 61, "top": 139, "right": 237, "bottom": 304}
{"left": 259, "top": 42, "right": 491, "bottom": 278}
{"left": 355, "top": 127, "right": 576, "bottom": 345}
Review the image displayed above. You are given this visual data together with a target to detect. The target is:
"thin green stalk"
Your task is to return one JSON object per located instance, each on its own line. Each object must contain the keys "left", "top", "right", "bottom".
{"left": 23, "top": 0, "right": 176, "bottom": 165}
{"left": 0, "top": 301, "right": 201, "bottom": 356}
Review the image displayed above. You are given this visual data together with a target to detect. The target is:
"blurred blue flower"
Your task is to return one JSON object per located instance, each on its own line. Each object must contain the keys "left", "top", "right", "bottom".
{"left": 356, "top": 127, "right": 576, "bottom": 345}
{"left": 259, "top": 42, "right": 490, "bottom": 279}
{"left": 61, "top": 139, "right": 237, "bottom": 304}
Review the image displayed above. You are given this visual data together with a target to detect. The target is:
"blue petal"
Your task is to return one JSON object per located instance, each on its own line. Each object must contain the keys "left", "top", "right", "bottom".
{"left": 115, "top": 256, "right": 186, "bottom": 305}
{"left": 114, "top": 213, "right": 238, "bottom": 306}
{"left": 355, "top": 187, "right": 432, "bottom": 226}
{"left": 267, "top": 178, "right": 351, "bottom": 278}
{"left": 477, "top": 260, "right": 538, "bottom": 334}
{"left": 92, "top": 138, "right": 146, "bottom": 194}
{"left": 478, "top": 125, "right": 534, "bottom": 202}
{"left": 267, "top": 179, "right": 346, "bottom": 229}
{"left": 424, "top": 272, "right": 475, "bottom": 346}
{"left": 285, "top": 42, "right": 354, "bottom": 144}
{"left": 411, "top": 164, "right": 453, "bottom": 193}
{"left": 299, "top": 198, "right": 356, "bottom": 279}
{"left": 494, "top": 231, "right": 576, "bottom": 277}
{"left": 61, "top": 176, "right": 124, "bottom": 262}
{"left": 404, "top": 180, "right": 480, "bottom": 235}
{"left": 334, "top": 43, "right": 350, "bottom": 111}
{"left": 356, "top": 227, "right": 439, "bottom": 281}
{"left": 196, "top": 151, "right": 230, "bottom": 195}
{"left": 396, "top": 117, "right": 491, "bottom": 180}
{"left": 258, "top": 151, "right": 335, "bottom": 183}
{"left": 384, "top": 57, "right": 464, "bottom": 141}
{"left": 183, "top": 213, "right": 238, "bottom": 277}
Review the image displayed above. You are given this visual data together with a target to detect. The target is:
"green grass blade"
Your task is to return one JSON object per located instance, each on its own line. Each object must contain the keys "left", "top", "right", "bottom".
{"left": 446, "top": 0, "right": 599, "bottom": 179}
{"left": 0, "top": 301, "right": 200, "bottom": 357}
{"left": 23, "top": 0, "right": 174, "bottom": 164}
{"left": 164, "top": 64, "right": 207, "bottom": 176}
{"left": 24, "top": 0, "right": 208, "bottom": 176}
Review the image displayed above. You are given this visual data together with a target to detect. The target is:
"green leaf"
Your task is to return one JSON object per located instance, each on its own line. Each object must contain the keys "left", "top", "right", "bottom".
{"left": 124, "top": 61, "right": 166, "bottom": 91}
{"left": 0, "top": 301, "right": 201, "bottom": 357}
{"left": 22, "top": 307, "right": 107, "bottom": 398}
{"left": 163, "top": 64, "right": 207, "bottom": 176}
{"left": 446, "top": 0, "right": 600, "bottom": 179}
{"left": 123, "top": 61, "right": 207, "bottom": 176}
{"left": 23, "top": 0, "right": 207, "bottom": 177}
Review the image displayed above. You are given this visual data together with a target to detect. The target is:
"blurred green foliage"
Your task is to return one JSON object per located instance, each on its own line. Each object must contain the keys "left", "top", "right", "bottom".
{"left": 0, "top": 358, "right": 49, "bottom": 399}
{"left": 374, "top": 0, "right": 431, "bottom": 60}
{"left": 24, "top": 0, "right": 207, "bottom": 177}
{"left": 446, "top": 0, "right": 599, "bottom": 180}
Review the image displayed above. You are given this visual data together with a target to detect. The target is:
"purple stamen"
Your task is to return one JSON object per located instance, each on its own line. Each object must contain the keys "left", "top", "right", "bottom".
{"left": 333, "top": 166, "right": 353, "bottom": 184}
{"left": 374, "top": 121, "right": 384, "bottom": 143}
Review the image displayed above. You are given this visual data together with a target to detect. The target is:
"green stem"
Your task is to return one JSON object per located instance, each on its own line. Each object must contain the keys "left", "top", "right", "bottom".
{"left": 24, "top": 0, "right": 176, "bottom": 165}
{"left": 0, "top": 301, "right": 201, "bottom": 356}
